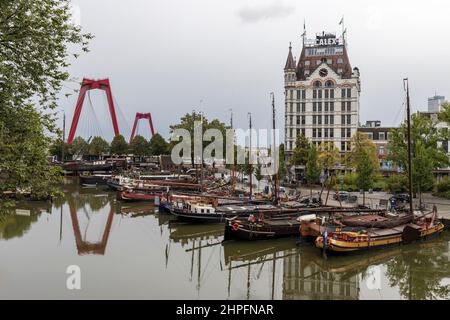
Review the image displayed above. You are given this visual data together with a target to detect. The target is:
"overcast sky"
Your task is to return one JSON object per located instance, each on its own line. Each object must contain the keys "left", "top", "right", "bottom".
{"left": 59, "top": 0, "right": 450, "bottom": 142}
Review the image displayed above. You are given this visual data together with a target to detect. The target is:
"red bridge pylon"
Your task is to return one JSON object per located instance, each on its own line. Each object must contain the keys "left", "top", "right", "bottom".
{"left": 67, "top": 78, "right": 120, "bottom": 144}
{"left": 129, "top": 112, "right": 155, "bottom": 143}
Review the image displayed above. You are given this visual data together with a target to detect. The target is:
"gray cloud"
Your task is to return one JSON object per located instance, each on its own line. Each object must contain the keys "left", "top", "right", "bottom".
{"left": 237, "top": 1, "right": 294, "bottom": 23}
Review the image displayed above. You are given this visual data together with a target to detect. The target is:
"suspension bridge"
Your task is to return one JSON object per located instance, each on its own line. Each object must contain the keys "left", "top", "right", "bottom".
{"left": 66, "top": 78, "right": 155, "bottom": 144}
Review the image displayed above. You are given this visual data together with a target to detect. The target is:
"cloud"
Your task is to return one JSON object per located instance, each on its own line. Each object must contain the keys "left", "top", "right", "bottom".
{"left": 237, "top": 1, "right": 294, "bottom": 23}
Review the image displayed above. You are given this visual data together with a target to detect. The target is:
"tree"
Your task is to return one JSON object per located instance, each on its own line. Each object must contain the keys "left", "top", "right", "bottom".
{"left": 130, "top": 135, "right": 149, "bottom": 158}
{"left": 49, "top": 138, "right": 70, "bottom": 161}
{"left": 254, "top": 162, "right": 263, "bottom": 191}
{"left": 305, "top": 144, "right": 321, "bottom": 197}
{"left": 149, "top": 133, "right": 169, "bottom": 155}
{"left": 291, "top": 135, "right": 310, "bottom": 166}
{"left": 0, "top": 0, "right": 92, "bottom": 203}
{"left": 68, "top": 137, "right": 89, "bottom": 159}
{"left": 347, "top": 132, "right": 379, "bottom": 205}
{"left": 388, "top": 114, "right": 449, "bottom": 206}
{"left": 88, "top": 137, "right": 110, "bottom": 157}
{"left": 278, "top": 144, "right": 287, "bottom": 181}
{"left": 110, "top": 135, "right": 128, "bottom": 156}
{"left": 169, "top": 112, "right": 229, "bottom": 165}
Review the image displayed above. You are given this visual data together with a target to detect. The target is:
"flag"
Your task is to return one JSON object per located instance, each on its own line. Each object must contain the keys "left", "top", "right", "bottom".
{"left": 339, "top": 16, "right": 344, "bottom": 25}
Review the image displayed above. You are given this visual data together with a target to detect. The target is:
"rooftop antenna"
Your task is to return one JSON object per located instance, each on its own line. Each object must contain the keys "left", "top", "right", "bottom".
{"left": 302, "top": 18, "right": 306, "bottom": 45}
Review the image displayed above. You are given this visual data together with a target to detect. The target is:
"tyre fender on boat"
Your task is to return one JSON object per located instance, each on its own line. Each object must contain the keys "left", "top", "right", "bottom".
{"left": 232, "top": 222, "right": 240, "bottom": 231}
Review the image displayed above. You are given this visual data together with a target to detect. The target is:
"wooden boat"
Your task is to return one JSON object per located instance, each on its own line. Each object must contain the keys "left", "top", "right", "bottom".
{"left": 340, "top": 212, "right": 413, "bottom": 228}
{"left": 117, "top": 187, "right": 166, "bottom": 202}
{"left": 79, "top": 174, "right": 111, "bottom": 186}
{"left": 315, "top": 210, "right": 444, "bottom": 253}
{"left": 223, "top": 214, "right": 302, "bottom": 241}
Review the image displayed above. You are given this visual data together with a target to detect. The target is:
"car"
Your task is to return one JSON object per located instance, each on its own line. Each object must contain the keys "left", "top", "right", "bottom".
{"left": 333, "top": 191, "right": 350, "bottom": 200}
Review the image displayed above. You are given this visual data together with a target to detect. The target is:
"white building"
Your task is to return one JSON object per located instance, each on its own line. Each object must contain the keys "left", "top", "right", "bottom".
{"left": 284, "top": 32, "right": 361, "bottom": 160}
{"left": 428, "top": 95, "right": 446, "bottom": 112}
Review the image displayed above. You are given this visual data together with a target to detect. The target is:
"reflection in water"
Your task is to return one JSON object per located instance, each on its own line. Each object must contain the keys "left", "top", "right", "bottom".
{"left": 1, "top": 179, "right": 450, "bottom": 299}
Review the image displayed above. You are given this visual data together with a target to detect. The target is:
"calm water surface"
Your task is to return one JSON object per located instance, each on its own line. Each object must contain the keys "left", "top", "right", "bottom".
{"left": 1, "top": 178, "right": 450, "bottom": 300}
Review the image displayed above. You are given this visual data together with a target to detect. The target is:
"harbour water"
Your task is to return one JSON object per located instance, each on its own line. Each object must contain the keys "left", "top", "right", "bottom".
{"left": 1, "top": 178, "right": 450, "bottom": 300}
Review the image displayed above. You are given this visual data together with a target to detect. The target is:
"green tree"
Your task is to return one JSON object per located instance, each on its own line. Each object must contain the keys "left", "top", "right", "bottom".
{"left": 0, "top": 0, "right": 92, "bottom": 203}
{"left": 388, "top": 114, "right": 448, "bottom": 206}
{"left": 68, "top": 137, "right": 89, "bottom": 159}
{"left": 305, "top": 144, "right": 321, "bottom": 197}
{"left": 278, "top": 144, "right": 287, "bottom": 181}
{"left": 110, "top": 135, "right": 128, "bottom": 156}
{"left": 254, "top": 162, "right": 263, "bottom": 191}
{"left": 130, "top": 135, "right": 149, "bottom": 158}
{"left": 291, "top": 135, "right": 310, "bottom": 166}
{"left": 49, "top": 138, "right": 70, "bottom": 161}
{"left": 347, "top": 132, "right": 379, "bottom": 205}
{"left": 88, "top": 137, "right": 110, "bottom": 157}
{"left": 169, "top": 112, "right": 229, "bottom": 165}
{"left": 149, "top": 133, "right": 169, "bottom": 155}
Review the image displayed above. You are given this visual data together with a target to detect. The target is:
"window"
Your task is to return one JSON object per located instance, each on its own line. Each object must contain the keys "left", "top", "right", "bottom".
{"left": 347, "top": 88, "right": 351, "bottom": 98}
{"left": 296, "top": 103, "right": 300, "bottom": 113}
{"left": 313, "top": 128, "right": 317, "bottom": 138}
{"left": 301, "top": 116, "right": 306, "bottom": 125}
{"left": 379, "top": 132, "right": 386, "bottom": 141}
{"left": 305, "top": 60, "right": 310, "bottom": 66}
{"left": 318, "top": 116, "right": 322, "bottom": 125}
{"left": 296, "top": 117, "right": 300, "bottom": 125}
{"left": 313, "top": 115, "right": 316, "bottom": 125}
{"left": 313, "top": 102, "right": 317, "bottom": 112}
{"left": 330, "top": 128, "right": 334, "bottom": 138}
{"left": 330, "top": 102, "right": 334, "bottom": 112}
{"left": 341, "top": 89, "right": 346, "bottom": 98}
{"left": 302, "top": 90, "right": 306, "bottom": 99}
{"left": 341, "top": 102, "right": 345, "bottom": 111}
{"left": 297, "top": 129, "right": 300, "bottom": 137}
{"left": 291, "top": 90, "right": 294, "bottom": 99}
{"left": 297, "top": 90, "right": 301, "bottom": 99}
{"left": 290, "top": 103, "right": 293, "bottom": 113}
{"left": 301, "top": 128, "right": 306, "bottom": 136}
{"left": 330, "top": 116, "right": 334, "bottom": 125}
{"left": 346, "top": 101, "right": 351, "bottom": 112}
{"left": 314, "top": 81, "right": 322, "bottom": 87}
{"left": 387, "top": 132, "right": 392, "bottom": 140}
{"left": 330, "top": 89, "right": 335, "bottom": 98}
{"left": 290, "top": 115, "right": 293, "bottom": 125}
{"left": 346, "top": 115, "right": 351, "bottom": 125}
{"left": 325, "top": 80, "right": 334, "bottom": 88}
{"left": 317, "top": 129, "right": 322, "bottom": 138}
{"left": 347, "top": 128, "right": 351, "bottom": 138}
{"left": 313, "top": 90, "right": 317, "bottom": 99}
{"left": 325, "top": 115, "right": 329, "bottom": 125}
{"left": 324, "top": 128, "right": 329, "bottom": 138}
{"left": 341, "top": 142, "right": 346, "bottom": 151}
{"left": 341, "top": 128, "right": 345, "bottom": 138}
{"left": 366, "top": 132, "right": 373, "bottom": 140}
{"left": 337, "top": 58, "right": 343, "bottom": 64}
{"left": 327, "top": 58, "right": 332, "bottom": 64}
{"left": 325, "top": 101, "right": 329, "bottom": 112}
{"left": 318, "top": 102, "right": 322, "bottom": 112}
{"left": 341, "top": 115, "right": 345, "bottom": 125}
{"left": 318, "top": 90, "right": 322, "bottom": 99}
{"left": 325, "top": 89, "right": 329, "bottom": 99}
{"left": 302, "top": 103, "right": 306, "bottom": 112}
{"left": 290, "top": 141, "right": 293, "bottom": 150}
{"left": 379, "top": 146, "right": 385, "bottom": 155}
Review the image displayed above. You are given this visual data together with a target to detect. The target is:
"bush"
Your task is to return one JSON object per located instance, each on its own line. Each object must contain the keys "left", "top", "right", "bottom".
{"left": 435, "top": 177, "right": 450, "bottom": 193}
{"left": 385, "top": 175, "right": 408, "bottom": 194}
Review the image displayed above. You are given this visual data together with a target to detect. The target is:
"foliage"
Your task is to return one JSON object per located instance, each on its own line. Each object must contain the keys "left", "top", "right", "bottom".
{"left": 88, "top": 136, "right": 110, "bottom": 156}
{"left": 110, "top": 135, "right": 128, "bottom": 156}
{"left": 317, "top": 142, "right": 340, "bottom": 173}
{"left": 49, "top": 138, "right": 70, "bottom": 161}
{"left": 149, "top": 133, "right": 169, "bottom": 155}
{"left": 68, "top": 137, "right": 89, "bottom": 158}
{"left": 305, "top": 144, "right": 321, "bottom": 186}
{"left": 433, "top": 177, "right": 450, "bottom": 199}
{"left": 169, "top": 112, "right": 229, "bottom": 164}
{"left": 290, "top": 135, "right": 310, "bottom": 166}
{"left": 278, "top": 143, "right": 287, "bottom": 180}
{"left": 387, "top": 114, "right": 448, "bottom": 202}
{"left": 385, "top": 175, "right": 409, "bottom": 194}
{"left": 130, "top": 135, "right": 149, "bottom": 157}
{"left": 0, "top": 0, "right": 92, "bottom": 202}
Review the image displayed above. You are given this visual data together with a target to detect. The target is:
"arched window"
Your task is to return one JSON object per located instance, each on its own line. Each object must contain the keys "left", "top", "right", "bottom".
{"left": 313, "top": 81, "right": 322, "bottom": 88}
{"left": 325, "top": 80, "right": 335, "bottom": 88}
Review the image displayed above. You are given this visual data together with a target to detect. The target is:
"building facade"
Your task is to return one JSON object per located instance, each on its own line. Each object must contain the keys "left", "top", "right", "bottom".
{"left": 284, "top": 32, "right": 361, "bottom": 160}
{"left": 428, "top": 95, "right": 446, "bottom": 112}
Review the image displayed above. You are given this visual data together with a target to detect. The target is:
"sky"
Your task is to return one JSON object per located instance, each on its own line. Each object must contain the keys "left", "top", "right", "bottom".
{"left": 59, "top": 0, "right": 450, "bottom": 142}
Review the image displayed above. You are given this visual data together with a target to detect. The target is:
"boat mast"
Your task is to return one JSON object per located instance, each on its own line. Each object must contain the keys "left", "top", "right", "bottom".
{"left": 230, "top": 108, "right": 236, "bottom": 194}
{"left": 61, "top": 112, "right": 66, "bottom": 162}
{"left": 404, "top": 78, "right": 414, "bottom": 215}
{"left": 271, "top": 92, "right": 278, "bottom": 204}
{"left": 248, "top": 112, "right": 253, "bottom": 198}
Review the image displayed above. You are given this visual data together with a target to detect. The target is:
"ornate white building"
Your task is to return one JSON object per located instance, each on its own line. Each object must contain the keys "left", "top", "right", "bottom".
{"left": 284, "top": 32, "right": 361, "bottom": 160}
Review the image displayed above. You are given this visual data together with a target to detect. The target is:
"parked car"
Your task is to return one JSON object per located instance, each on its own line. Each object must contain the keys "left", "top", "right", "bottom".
{"left": 333, "top": 191, "right": 357, "bottom": 203}
{"left": 389, "top": 193, "right": 410, "bottom": 211}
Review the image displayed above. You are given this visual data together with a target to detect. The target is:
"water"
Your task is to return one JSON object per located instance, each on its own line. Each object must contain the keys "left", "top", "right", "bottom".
{"left": 1, "top": 178, "right": 450, "bottom": 300}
